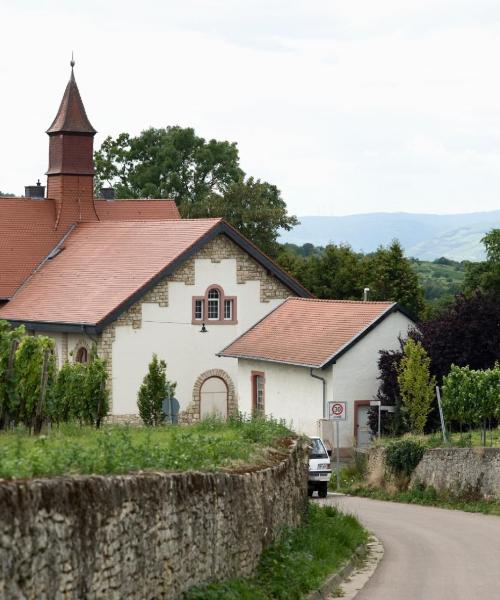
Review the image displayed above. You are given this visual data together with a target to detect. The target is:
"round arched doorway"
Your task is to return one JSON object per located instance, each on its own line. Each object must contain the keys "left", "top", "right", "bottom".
{"left": 200, "top": 376, "right": 228, "bottom": 419}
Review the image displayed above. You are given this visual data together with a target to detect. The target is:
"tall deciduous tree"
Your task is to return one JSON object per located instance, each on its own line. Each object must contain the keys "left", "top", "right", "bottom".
{"left": 366, "top": 241, "right": 425, "bottom": 317}
{"left": 464, "top": 229, "right": 500, "bottom": 297}
{"left": 189, "top": 177, "right": 298, "bottom": 257}
{"left": 397, "top": 338, "right": 436, "bottom": 434}
{"left": 415, "top": 291, "right": 500, "bottom": 382}
{"left": 94, "top": 128, "right": 298, "bottom": 256}
{"left": 94, "top": 127, "right": 243, "bottom": 206}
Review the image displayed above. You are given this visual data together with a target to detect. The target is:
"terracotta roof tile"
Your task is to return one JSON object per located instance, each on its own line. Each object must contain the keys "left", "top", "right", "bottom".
{"left": 0, "top": 219, "right": 221, "bottom": 326}
{"left": 0, "top": 198, "right": 69, "bottom": 298}
{"left": 95, "top": 199, "right": 180, "bottom": 220}
{"left": 219, "top": 297, "right": 398, "bottom": 367}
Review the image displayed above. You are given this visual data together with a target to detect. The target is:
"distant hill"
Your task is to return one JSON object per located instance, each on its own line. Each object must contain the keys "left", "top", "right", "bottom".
{"left": 280, "top": 210, "right": 500, "bottom": 261}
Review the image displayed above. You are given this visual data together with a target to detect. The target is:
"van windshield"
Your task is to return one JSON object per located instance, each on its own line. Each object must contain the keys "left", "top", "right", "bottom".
{"left": 309, "top": 438, "right": 328, "bottom": 459}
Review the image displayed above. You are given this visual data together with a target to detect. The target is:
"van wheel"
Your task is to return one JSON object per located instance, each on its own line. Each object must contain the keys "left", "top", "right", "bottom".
{"left": 318, "top": 482, "right": 328, "bottom": 498}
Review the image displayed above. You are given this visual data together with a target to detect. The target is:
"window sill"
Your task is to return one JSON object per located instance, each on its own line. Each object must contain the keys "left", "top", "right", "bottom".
{"left": 192, "top": 319, "right": 238, "bottom": 326}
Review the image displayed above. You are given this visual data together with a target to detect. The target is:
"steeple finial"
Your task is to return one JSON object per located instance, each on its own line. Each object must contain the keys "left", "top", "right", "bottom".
{"left": 70, "top": 51, "right": 75, "bottom": 69}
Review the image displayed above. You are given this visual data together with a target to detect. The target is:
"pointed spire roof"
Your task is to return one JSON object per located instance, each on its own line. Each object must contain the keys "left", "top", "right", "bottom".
{"left": 47, "top": 61, "right": 96, "bottom": 135}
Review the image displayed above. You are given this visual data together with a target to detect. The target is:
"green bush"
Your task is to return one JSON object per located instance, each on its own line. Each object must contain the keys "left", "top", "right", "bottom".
{"left": 385, "top": 438, "right": 425, "bottom": 477}
{"left": 137, "top": 354, "right": 176, "bottom": 426}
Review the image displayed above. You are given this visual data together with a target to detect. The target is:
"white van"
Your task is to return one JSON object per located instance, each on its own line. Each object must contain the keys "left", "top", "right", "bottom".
{"left": 308, "top": 437, "right": 332, "bottom": 498}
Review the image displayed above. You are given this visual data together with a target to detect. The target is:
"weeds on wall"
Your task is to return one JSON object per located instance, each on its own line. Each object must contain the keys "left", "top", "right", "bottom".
{"left": 384, "top": 438, "right": 426, "bottom": 477}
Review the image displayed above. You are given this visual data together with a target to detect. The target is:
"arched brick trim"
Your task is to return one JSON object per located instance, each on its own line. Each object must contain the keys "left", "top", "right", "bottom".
{"left": 71, "top": 338, "right": 91, "bottom": 363}
{"left": 180, "top": 369, "right": 237, "bottom": 424}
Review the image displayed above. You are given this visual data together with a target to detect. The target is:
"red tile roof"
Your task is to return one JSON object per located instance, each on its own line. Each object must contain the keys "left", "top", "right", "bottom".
{"left": 95, "top": 199, "right": 180, "bottom": 220}
{"left": 0, "top": 219, "right": 222, "bottom": 327}
{"left": 0, "top": 197, "right": 179, "bottom": 299}
{"left": 219, "top": 297, "right": 400, "bottom": 368}
{"left": 0, "top": 198, "right": 69, "bottom": 299}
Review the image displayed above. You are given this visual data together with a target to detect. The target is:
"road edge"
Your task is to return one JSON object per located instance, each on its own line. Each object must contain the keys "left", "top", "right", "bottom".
{"left": 306, "top": 535, "right": 383, "bottom": 600}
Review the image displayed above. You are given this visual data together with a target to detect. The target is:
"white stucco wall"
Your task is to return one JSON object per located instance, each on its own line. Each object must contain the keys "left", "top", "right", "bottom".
{"left": 236, "top": 310, "right": 414, "bottom": 448}
{"left": 238, "top": 358, "right": 333, "bottom": 439}
{"left": 110, "top": 257, "right": 284, "bottom": 415}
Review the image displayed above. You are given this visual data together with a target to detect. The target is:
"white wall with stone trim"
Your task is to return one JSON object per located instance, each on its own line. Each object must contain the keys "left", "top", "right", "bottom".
{"left": 47, "top": 234, "right": 294, "bottom": 420}
{"left": 236, "top": 310, "right": 414, "bottom": 449}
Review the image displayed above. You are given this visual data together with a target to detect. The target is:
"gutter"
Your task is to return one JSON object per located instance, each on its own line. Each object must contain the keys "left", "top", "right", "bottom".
{"left": 310, "top": 368, "right": 327, "bottom": 419}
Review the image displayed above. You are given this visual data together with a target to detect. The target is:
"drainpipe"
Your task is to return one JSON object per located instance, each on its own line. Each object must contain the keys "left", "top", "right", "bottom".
{"left": 310, "top": 368, "right": 326, "bottom": 419}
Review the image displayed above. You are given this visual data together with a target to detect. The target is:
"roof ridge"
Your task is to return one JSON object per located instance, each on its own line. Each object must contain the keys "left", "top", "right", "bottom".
{"left": 288, "top": 297, "right": 394, "bottom": 305}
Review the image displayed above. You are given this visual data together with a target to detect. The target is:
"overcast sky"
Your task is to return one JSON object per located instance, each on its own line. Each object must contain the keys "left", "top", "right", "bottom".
{"left": 2, "top": 0, "right": 500, "bottom": 216}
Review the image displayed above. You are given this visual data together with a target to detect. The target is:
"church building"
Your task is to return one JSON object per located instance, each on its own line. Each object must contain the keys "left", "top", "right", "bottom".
{"left": 0, "top": 63, "right": 311, "bottom": 422}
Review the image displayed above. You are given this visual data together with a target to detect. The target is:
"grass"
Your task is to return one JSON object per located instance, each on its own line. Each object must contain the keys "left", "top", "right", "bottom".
{"left": 0, "top": 415, "right": 292, "bottom": 479}
{"left": 346, "top": 484, "right": 500, "bottom": 516}
{"left": 374, "top": 429, "right": 500, "bottom": 449}
{"left": 182, "top": 503, "right": 367, "bottom": 600}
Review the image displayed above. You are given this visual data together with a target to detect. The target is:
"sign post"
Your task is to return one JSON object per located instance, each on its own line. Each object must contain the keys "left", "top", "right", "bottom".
{"left": 328, "top": 402, "right": 347, "bottom": 492}
{"left": 435, "top": 386, "right": 447, "bottom": 444}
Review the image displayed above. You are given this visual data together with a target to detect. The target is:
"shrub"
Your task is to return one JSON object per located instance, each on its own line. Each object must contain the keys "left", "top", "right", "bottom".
{"left": 385, "top": 438, "right": 425, "bottom": 477}
{"left": 137, "top": 354, "right": 176, "bottom": 426}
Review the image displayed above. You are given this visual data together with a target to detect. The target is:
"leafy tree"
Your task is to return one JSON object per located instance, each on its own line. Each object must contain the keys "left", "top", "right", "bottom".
{"left": 305, "top": 244, "right": 365, "bottom": 299}
{"left": 52, "top": 360, "right": 86, "bottom": 423}
{"left": 0, "top": 191, "right": 15, "bottom": 197}
{"left": 137, "top": 354, "right": 176, "bottom": 426}
{"left": 0, "top": 321, "right": 25, "bottom": 428}
{"left": 51, "top": 346, "right": 108, "bottom": 427}
{"left": 366, "top": 241, "right": 425, "bottom": 317}
{"left": 94, "top": 127, "right": 243, "bottom": 207}
{"left": 397, "top": 338, "right": 436, "bottom": 434}
{"left": 415, "top": 291, "right": 500, "bottom": 382}
{"left": 15, "top": 335, "right": 56, "bottom": 430}
{"left": 464, "top": 229, "right": 500, "bottom": 296}
{"left": 94, "top": 127, "right": 298, "bottom": 256}
{"left": 442, "top": 364, "right": 500, "bottom": 444}
{"left": 83, "top": 346, "right": 109, "bottom": 428}
{"left": 189, "top": 177, "right": 298, "bottom": 257}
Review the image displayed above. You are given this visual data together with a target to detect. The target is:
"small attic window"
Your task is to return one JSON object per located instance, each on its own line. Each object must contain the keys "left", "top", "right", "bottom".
{"left": 75, "top": 347, "right": 88, "bottom": 364}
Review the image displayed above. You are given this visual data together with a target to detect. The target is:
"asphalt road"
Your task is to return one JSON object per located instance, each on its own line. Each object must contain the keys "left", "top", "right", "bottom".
{"left": 321, "top": 494, "right": 500, "bottom": 600}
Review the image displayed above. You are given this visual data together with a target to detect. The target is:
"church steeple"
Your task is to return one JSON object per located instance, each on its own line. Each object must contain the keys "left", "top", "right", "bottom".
{"left": 46, "top": 59, "right": 98, "bottom": 229}
{"left": 47, "top": 61, "right": 96, "bottom": 136}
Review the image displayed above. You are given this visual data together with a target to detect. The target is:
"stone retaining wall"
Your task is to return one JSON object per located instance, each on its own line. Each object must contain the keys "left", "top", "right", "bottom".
{"left": 411, "top": 447, "right": 500, "bottom": 499}
{"left": 366, "top": 446, "right": 500, "bottom": 500}
{"left": 0, "top": 440, "right": 308, "bottom": 599}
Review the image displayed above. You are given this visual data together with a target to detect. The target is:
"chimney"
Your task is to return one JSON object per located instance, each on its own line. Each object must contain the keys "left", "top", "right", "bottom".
{"left": 100, "top": 187, "right": 115, "bottom": 200}
{"left": 363, "top": 287, "right": 370, "bottom": 301}
{"left": 25, "top": 179, "right": 45, "bottom": 199}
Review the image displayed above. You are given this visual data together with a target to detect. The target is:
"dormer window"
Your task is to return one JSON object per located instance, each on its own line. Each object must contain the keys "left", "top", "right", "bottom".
{"left": 193, "top": 286, "right": 237, "bottom": 325}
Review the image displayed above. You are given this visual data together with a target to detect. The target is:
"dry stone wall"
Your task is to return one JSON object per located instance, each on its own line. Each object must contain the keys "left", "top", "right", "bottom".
{"left": 410, "top": 447, "right": 500, "bottom": 499}
{"left": 366, "top": 446, "right": 500, "bottom": 500}
{"left": 0, "top": 440, "right": 308, "bottom": 599}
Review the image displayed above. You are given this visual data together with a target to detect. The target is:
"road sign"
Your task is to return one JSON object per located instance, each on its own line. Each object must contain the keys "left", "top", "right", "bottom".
{"left": 328, "top": 401, "right": 347, "bottom": 421}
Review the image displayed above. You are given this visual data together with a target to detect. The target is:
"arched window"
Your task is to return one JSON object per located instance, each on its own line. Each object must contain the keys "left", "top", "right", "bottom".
{"left": 192, "top": 286, "right": 237, "bottom": 325}
{"left": 207, "top": 288, "right": 220, "bottom": 320}
{"left": 75, "top": 347, "right": 88, "bottom": 364}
